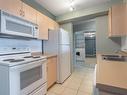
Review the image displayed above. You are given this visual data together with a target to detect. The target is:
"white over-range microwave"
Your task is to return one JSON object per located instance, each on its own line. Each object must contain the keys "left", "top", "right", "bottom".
{"left": 0, "top": 11, "right": 38, "bottom": 38}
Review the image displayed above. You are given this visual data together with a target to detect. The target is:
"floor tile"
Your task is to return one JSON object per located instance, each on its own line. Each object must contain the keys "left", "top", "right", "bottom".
{"left": 65, "top": 82, "right": 81, "bottom": 90}
{"left": 77, "top": 91, "right": 91, "bottom": 95}
{"left": 79, "top": 84, "right": 93, "bottom": 94}
{"left": 61, "top": 88, "right": 77, "bottom": 95}
{"left": 48, "top": 84, "right": 65, "bottom": 94}
{"left": 46, "top": 92, "right": 58, "bottom": 95}
{"left": 47, "top": 63, "right": 95, "bottom": 95}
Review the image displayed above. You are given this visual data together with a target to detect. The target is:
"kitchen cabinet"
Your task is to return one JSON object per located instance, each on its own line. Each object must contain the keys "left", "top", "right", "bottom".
{"left": 99, "top": 90, "right": 117, "bottom": 95}
{"left": 47, "top": 17, "right": 55, "bottom": 30}
{"left": 0, "top": 0, "right": 59, "bottom": 39}
{"left": 109, "top": 3, "right": 126, "bottom": 37}
{"left": 0, "top": 0, "right": 22, "bottom": 17}
{"left": 46, "top": 17, "right": 59, "bottom": 31}
{"left": 22, "top": 3, "right": 37, "bottom": 24}
{"left": 0, "top": 0, "right": 37, "bottom": 24}
{"left": 54, "top": 21, "right": 59, "bottom": 31}
{"left": 47, "top": 56, "right": 57, "bottom": 89}
{"left": 37, "top": 12, "right": 49, "bottom": 40}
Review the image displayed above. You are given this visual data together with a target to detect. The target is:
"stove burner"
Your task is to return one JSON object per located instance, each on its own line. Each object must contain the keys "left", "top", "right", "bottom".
{"left": 3, "top": 59, "right": 15, "bottom": 61}
{"left": 24, "top": 56, "right": 33, "bottom": 58}
{"left": 32, "top": 56, "right": 40, "bottom": 58}
{"left": 10, "top": 59, "right": 25, "bottom": 62}
{"left": 24, "top": 56, "right": 40, "bottom": 58}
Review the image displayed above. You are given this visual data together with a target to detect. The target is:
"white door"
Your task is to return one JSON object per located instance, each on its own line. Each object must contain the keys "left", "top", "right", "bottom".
{"left": 58, "top": 45, "right": 71, "bottom": 83}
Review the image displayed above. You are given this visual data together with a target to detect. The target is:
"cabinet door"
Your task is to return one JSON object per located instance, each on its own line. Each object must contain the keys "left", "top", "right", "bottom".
{"left": 54, "top": 22, "right": 59, "bottom": 31}
{"left": 22, "top": 3, "right": 37, "bottom": 24}
{"left": 47, "top": 56, "right": 57, "bottom": 89}
{"left": 47, "top": 17, "right": 55, "bottom": 30}
{"left": 37, "top": 12, "right": 48, "bottom": 40}
{"left": 109, "top": 4, "right": 126, "bottom": 37}
{"left": 0, "top": 0, "right": 22, "bottom": 17}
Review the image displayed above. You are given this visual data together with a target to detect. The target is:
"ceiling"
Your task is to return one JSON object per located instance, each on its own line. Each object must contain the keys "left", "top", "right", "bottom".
{"left": 35, "top": 0, "right": 111, "bottom": 16}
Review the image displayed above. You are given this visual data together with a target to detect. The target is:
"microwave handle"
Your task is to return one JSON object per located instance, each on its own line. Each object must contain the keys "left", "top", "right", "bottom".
{"left": 33, "top": 26, "right": 38, "bottom": 37}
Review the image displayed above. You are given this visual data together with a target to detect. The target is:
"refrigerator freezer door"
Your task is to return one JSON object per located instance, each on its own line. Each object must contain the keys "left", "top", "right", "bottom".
{"left": 58, "top": 45, "right": 71, "bottom": 83}
{"left": 59, "top": 29, "right": 70, "bottom": 45}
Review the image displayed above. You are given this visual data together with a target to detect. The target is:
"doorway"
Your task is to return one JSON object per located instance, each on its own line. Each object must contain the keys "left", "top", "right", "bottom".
{"left": 84, "top": 32, "right": 96, "bottom": 57}
{"left": 73, "top": 19, "right": 96, "bottom": 68}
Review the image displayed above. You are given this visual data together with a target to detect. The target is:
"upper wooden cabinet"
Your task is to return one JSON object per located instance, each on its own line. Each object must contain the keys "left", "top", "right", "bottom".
{"left": 0, "top": 0, "right": 59, "bottom": 40}
{"left": 47, "top": 17, "right": 55, "bottom": 30}
{"left": 0, "top": 0, "right": 37, "bottom": 24}
{"left": 0, "top": 0, "right": 22, "bottom": 17}
{"left": 22, "top": 3, "right": 37, "bottom": 24}
{"left": 54, "top": 21, "right": 59, "bottom": 31}
{"left": 37, "top": 12, "right": 49, "bottom": 40}
{"left": 46, "top": 17, "right": 59, "bottom": 30}
{"left": 109, "top": 3, "right": 126, "bottom": 37}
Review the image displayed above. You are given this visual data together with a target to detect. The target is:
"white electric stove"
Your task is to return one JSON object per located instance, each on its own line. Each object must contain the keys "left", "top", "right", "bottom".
{"left": 0, "top": 47, "right": 47, "bottom": 95}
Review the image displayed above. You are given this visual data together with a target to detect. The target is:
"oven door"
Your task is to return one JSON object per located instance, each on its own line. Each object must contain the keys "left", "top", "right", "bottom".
{"left": 9, "top": 59, "right": 47, "bottom": 95}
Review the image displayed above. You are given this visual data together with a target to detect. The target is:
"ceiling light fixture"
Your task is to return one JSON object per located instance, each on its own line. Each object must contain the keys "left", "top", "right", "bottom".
{"left": 70, "top": 6, "right": 74, "bottom": 11}
{"left": 68, "top": 0, "right": 75, "bottom": 11}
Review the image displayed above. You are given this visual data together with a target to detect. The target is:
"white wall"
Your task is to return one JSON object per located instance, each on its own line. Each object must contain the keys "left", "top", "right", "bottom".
{"left": 96, "top": 16, "right": 121, "bottom": 53}
{"left": 121, "top": 37, "right": 127, "bottom": 51}
{"left": 0, "top": 38, "right": 42, "bottom": 52}
{"left": 73, "top": 21, "right": 96, "bottom": 32}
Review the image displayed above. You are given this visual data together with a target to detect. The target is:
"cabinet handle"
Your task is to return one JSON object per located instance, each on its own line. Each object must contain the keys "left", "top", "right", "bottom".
{"left": 23, "top": 11, "right": 25, "bottom": 17}
{"left": 19, "top": 9, "right": 22, "bottom": 16}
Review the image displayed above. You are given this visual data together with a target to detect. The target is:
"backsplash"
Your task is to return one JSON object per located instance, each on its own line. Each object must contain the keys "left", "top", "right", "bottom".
{"left": 121, "top": 37, "right": 127, "bottom": 51}
{"left": 0, "top": 38, "right": 42, "bottom": 52}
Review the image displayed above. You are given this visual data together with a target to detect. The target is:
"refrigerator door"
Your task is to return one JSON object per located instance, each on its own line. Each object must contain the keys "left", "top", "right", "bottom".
{"left": 58, "top": 44, "right": 71, "bottom": 83}
{"left": 59, "top": 29, "right": 70, "bottom": 45}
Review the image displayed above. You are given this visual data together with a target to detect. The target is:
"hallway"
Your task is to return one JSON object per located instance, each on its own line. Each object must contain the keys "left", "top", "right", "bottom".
{"left": 47, "top": 65, "right": 95, "bottom": 95}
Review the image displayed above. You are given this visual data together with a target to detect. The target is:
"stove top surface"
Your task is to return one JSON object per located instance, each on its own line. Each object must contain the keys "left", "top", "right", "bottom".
{"left": 0, "top": 47, "right": 47, "bottom": 66}
{"left": 0, "top": 54, "right": 46, "bottom": 66}
{"left": 3, "top": 59, "right": 25, "bottom": 63}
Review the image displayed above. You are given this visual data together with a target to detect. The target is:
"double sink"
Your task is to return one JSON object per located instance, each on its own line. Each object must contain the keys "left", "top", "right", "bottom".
{"left": 102, "top": 54, "right": 127, "bottom": 61}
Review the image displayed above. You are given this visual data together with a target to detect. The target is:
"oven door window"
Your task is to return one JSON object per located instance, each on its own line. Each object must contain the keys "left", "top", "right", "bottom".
{"left": 20, "top": 65, "right": 42, "bottom": 90}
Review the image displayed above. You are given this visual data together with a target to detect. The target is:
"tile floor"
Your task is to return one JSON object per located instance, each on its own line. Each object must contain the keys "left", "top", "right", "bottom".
{"left": 47, "top": 65, "right": 95, "bottom": 95}
{"left": 85, "top": 57, "right": 97, "bottom": 64}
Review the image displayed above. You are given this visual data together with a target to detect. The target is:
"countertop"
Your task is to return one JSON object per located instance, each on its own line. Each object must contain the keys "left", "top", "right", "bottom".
{"left": 31, "top": 52, "right": 57, "bottom": 58}
{"left": 96, "top": 53, "right": 127, "bottom": 95}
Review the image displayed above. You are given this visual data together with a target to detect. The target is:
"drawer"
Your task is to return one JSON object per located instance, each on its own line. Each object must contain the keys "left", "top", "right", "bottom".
{"left": 29, "top": 83, "right": 47, "bottom": 95}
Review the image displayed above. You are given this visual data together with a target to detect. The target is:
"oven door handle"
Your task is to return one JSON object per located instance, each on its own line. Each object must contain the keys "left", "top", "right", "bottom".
{"left": 10, "top": 59, "right": 47, "bottom": 71}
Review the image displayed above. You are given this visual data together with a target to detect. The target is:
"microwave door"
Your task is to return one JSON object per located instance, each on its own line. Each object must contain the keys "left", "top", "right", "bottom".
{"left": 1, "top": 14, "right": 34, "bottom": 38}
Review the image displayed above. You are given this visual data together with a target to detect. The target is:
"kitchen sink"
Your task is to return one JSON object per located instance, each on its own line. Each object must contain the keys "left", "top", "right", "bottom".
{"left": 102, "top": 54, "right": 127, "bottom": 61}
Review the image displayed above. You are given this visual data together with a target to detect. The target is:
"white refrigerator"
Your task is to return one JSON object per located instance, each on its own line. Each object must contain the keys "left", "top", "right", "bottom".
{"left": 43, "top": 28, "right": 71, "bottom": 83}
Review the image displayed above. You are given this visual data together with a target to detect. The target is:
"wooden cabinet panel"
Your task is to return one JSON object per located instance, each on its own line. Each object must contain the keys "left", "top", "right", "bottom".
{"left": 54, "top": 22, "right": 59, "bottom": 31}
{"left": 109, "top": 3, "right": 126, "bottom": 37}
{"left": 47, "top": 56, "right": 57, "bottom": 89}
{"left": 37, "top": 12, "right": 48, "bottom": 40}
{"left": 99, "top": 90, "right": 117, "bottom": 95}
{"left": 0, "top": 0, "right": 58, "bottom": 39}
{"left": 22, "top": 3, "right": 37, "bottom": 24}
{"left": 0, "top": 0, "right": 22, "bottom": 17}
{"left": 46, "top": 17, "right": 59, "bottom": 31}
{"left": 47, "top": 17, "right": 55, "bottom": 30}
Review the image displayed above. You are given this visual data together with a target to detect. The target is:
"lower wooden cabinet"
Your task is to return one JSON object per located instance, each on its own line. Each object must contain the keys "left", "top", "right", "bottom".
{"left": 47, "top": 56, "right": 57, "bottom": 89}
{"left": 99, "top": 90, "right": 117, "bottom": 95}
